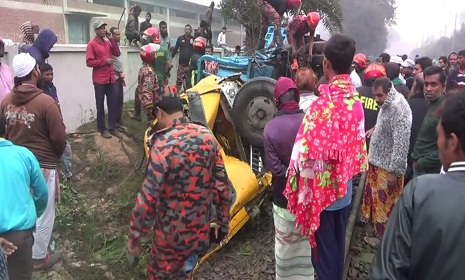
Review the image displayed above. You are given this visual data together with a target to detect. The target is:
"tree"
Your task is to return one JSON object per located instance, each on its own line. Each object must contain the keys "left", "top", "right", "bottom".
{"left": 220, "top": 0, "right": 343, "bottom": 49}
{"left": 341, "top": 0, "right": 396, "bottom": 55}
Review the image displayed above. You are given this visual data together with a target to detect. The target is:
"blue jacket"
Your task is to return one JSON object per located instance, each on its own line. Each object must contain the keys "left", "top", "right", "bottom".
{"left": 41, "top": 83, "right": 59, "bottom": 104}
{"left": 0, "top": 139, "right": 48, "bottom": 233}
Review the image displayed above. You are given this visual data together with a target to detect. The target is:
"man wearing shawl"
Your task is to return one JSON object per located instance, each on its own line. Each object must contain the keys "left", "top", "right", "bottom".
{"left": 264, "top": 77, "right": 314, "bottom": 280}
{"left": 284, "top": 34, "right": 367, "bottom": 280}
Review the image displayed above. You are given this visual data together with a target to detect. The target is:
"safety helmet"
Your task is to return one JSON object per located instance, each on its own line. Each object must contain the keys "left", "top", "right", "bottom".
{"left": 353, "top": 53, "right": 368, "bottom": 69}
{"left": 193, "top": 37, "right": 207, "bottom": 51}
{"left": 364, "top": 63, "right": 386, "bottom": 80}
{"left": 142, "top": 27, "right": 160, "bottom": 44}
{"left": 287, "top": 0, "right": 302, "bottom": 10}
{"left": 306, "top": 12, "right": 320, "bottom": 29}
{"left": 140, "top": 43, "right": 160, "bottom": 64}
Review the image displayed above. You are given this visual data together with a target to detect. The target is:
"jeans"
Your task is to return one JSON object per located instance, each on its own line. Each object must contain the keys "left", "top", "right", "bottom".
{"left": 94, "top": 83, "right": 117, "bottom": 132}
{"left": 312, "top": 206, "right": 350, "bottom": 280}
{"left": 115, "top": 77, "right": 124, "bottom": 126}
{"left": 60, "top": 141, "right": 72, "bottom": 178}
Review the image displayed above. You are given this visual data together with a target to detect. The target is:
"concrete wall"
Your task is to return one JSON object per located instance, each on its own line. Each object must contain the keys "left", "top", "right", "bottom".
{"left": 2, "top": 44, "right": 223, "bottom": 133}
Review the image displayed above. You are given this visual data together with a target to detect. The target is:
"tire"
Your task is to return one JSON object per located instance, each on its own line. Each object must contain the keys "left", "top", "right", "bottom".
{"left": 232, "top": 77, "right": 277, "bottom": 147}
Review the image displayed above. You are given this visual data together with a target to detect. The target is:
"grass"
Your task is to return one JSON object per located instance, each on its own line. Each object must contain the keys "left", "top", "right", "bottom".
{"left": 45, "top": 105, "right": 153, "bottom": 279}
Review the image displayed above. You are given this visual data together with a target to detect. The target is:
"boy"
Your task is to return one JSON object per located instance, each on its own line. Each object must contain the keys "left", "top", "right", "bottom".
{"left": 39, "top": 63, "right": 77, "bottom": 182}
{"left": 204, "top": 45, "right": 219, "bottom": 75}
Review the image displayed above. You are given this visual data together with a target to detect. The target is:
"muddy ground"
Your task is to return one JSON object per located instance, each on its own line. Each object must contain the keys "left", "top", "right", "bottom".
{"left": 32, "top": 106, "right": 375, "bottom": 280}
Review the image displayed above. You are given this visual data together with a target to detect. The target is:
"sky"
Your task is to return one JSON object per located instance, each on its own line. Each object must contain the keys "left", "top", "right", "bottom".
{"left": 185, "top": 0, "right": 465, "bottom": 54}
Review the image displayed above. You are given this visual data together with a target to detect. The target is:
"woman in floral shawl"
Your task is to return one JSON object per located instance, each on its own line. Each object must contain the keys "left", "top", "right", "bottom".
{"left": 284, "top": 34, "right": 368, "bottom": 280}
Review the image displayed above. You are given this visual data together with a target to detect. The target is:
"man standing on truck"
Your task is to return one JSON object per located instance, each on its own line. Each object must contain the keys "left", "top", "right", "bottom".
{"left": 286, "top": 12, "right": 318, "bottom": 67}
{"left": 256, "top": 0, "right": 302, "bottom": 50}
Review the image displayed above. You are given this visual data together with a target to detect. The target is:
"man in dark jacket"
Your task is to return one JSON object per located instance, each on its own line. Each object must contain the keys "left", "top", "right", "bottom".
{"left": 411, "top": 66, "right": 445, "bottom": 177}
{"left": 171, "top": 24, "right": 194, "bottom": 91}
{"left": 357, "top": 64, "right": 386, "bottom": 151}
{"left": 27, "top": 29, "right": 57, "bottom": 65}
{"left": 263, "top": 77, "right": 314, "bottom": 279}
{"left": 370, "top": 93, "right": 465, "bottom": 280}
{"left": 405, "top": 75, "right": 429, "bottom": 183}
{"left": 385, "top": 62, "right": 409, "bottom": 98}
{"left": 401, "top": 58, "right": 415, "bottom": 91}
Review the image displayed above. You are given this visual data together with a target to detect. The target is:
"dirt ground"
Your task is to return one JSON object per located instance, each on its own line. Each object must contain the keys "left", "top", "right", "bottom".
{"left": 31, "top": 106, "right": 374, "bottom": 280}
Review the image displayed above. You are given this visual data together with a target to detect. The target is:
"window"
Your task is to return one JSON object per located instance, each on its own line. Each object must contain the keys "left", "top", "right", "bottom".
{"left": 171, "top": 9, "right": 197, "bottom": 19}
{"left": 67, "top": 15, "right": 90, "bottom": 44}
{"left": 93, "top": 0, "right": 124, "bottom": 7}
{"left": 153, "top": 5, "right": 165, "bottom": 15}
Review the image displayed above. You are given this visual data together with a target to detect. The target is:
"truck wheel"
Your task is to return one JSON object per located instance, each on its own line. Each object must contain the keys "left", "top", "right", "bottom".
{"left": 232, "top": 77, "right": 277, "bottom": 147}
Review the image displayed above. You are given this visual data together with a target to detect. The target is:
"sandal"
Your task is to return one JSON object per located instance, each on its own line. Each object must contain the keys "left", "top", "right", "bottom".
{"left": 363, "top": 236, "right": 381, "bottom": 248}
{"left": 33, "top": 252, "right": 61, "bottom": 270}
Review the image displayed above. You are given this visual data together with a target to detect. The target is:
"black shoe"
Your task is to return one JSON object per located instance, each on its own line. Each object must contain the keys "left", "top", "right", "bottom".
{"left": 100, "top": 130, "right": 112, "bottom": 139}
{"left": 110, "top": 129, "right": 123, "bottom": 139}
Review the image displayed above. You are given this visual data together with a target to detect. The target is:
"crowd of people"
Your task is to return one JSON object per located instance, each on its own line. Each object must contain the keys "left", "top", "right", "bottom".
{"left": 1, "top": 1, "right": 465, "bottom": 280}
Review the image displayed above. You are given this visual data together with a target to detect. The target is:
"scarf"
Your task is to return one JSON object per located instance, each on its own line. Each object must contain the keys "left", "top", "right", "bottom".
{"left": 284, "top": 74, "right": 368, "bottom": 247}
{"left": 20, "top": 21, "right": 35, "bottom": 44}
{"left": 392, "top": 77, "right": 403, "bottom": 87}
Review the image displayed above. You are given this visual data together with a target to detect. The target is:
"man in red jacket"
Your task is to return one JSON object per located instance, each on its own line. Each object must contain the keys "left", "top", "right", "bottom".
{"left": 86, "top": 20, "right": 122, "bottom": 139}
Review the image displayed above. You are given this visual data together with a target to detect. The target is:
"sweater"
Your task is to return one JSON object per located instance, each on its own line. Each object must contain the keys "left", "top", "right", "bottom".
{"left": 264, "top": 110, "right": 304, "bottom": 209}
{"left": 411, "top": 96, "right": 444, "bottom": 173}
{"left": 1, "top": 84, "right": 67, "bottom": 168}
{"left": 368, "top": 89, "right": 412, "bottom": 175}
{"left": 0, "top": 139, "right": 48, "bottom": 233}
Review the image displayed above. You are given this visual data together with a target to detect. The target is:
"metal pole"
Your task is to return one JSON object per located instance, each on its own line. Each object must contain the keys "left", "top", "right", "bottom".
{"left": 452, "top": 13, "right": 457, "bottom": 51}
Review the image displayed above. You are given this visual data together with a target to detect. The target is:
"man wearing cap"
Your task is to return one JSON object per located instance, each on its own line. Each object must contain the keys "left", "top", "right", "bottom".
{"left": 128, "top": 96, "right": 231, "bottom": 279}
{"left": 264, "top": 77, "right": 314, "bottom": 280}
{"left": 401, "top": 58, "right": 415, "bottom": 91}
{"left": 357, "top": 64, "right": 387, "bottom": 150}
{"left": 353, "top": 53, "right": 368, "bottom": 82}
{"left": 86, "top": 20, "right": 122, "bottom": 139}
{"left": 0, "top": 37, "right": 13, "bottom": 104}
{"left": 1, "top": 52, "right": 66, "bottom": 270}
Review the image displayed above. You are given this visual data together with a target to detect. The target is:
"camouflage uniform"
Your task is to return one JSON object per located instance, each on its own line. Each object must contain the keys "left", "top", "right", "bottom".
{"left": 135, "top": 63, "right": 160, "bottom": 122}
{"left": 129, "top": 117, "right": 231, "bottom": 279}
{"left": 257, "top": 0, "right": 282, "bottom": 42}
{"left": 286, "top": 15, "right": 316, "bottom": 68}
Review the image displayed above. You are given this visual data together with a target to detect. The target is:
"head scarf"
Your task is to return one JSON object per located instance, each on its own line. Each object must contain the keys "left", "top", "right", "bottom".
{"left": 284, "top": 74, "right": 368, "bottom": 247}
{"left": 385, "top": 62, "right": 403, "bottom": 86}
{"left": 274, "top": 77, "right": 300, "bottom": 111}
{"left": 20, "top": 21, "right": 35, "bottom": 44}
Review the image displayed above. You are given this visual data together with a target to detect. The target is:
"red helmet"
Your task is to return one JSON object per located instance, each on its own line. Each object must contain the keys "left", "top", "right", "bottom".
{"left": 142, "top": 27, "right": 160, "bottom": 44}
{"left": 306, "top": 12, "right": 320, "bottom": 29}
{"left": 353, "top": 53, "right": 368, "bottom": 69}
{"left": 193, "top": 37, "right": 206, "bottom": 51}
{"left": 364, "top": 64, "right": 386, "bottom": 80}
{"left": 140, "top": 43, "right": 160, "bottom": 63}
{"left": 287, "top": 0, "right": 302, "bottom": 10}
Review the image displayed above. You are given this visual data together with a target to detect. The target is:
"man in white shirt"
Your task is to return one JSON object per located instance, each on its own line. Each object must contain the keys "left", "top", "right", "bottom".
{"left": 217, "top": 27, "right": 230, "bottom": 53}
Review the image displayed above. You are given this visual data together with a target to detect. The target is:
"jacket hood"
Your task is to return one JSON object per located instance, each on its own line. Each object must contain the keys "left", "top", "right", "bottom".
{"left": 10, "top": 84, "right": 43, "bottom": 106}
{"left": 28, "top": 29, "right": 57, "bottom": 63}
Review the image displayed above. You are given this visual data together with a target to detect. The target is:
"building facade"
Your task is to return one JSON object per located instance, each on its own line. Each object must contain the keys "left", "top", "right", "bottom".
{"left": 0, "top": 0, "right": 243, "bottom": 47}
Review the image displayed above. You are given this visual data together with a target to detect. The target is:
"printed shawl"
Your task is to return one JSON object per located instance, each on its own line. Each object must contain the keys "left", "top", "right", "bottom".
{"left": 284, "top": 74, "right": 368, "bottom": 247}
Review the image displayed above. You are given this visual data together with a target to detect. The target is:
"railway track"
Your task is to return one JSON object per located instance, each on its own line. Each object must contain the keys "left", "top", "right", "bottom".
{"left": 344, "top": 172, "right": 373, "bottom": 280}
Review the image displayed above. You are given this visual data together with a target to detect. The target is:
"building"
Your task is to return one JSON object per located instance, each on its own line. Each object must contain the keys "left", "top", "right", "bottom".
{"left": 0, "top": 0, "right": 243, "bottom": 47}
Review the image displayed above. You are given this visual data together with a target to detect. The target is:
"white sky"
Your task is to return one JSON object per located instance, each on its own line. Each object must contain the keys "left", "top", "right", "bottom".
{"left": 184, "top": 0, "right": 465, "bottom": 54}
